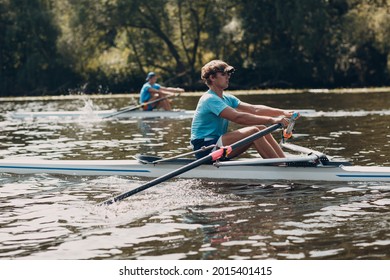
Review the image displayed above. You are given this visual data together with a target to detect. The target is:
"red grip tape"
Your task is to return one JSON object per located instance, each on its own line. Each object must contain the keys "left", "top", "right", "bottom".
{"left": 211, "top": 146, "right": 232, "bottom": 161}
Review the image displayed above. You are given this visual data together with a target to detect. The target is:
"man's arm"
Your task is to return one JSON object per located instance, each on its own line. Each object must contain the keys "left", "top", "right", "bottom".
{"left": 237, "top": 102, "right": 293, "bottom": 117}
{"left": 159, "top": 86, "right": 185, "bottom": 94}
{"left": 219, "top": 106, "right": 289, "bottom": 127}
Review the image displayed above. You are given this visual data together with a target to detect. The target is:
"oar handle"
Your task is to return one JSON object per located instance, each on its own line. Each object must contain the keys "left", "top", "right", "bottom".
{"left": 283, "top": 112, "right": 300, "bottom": 139}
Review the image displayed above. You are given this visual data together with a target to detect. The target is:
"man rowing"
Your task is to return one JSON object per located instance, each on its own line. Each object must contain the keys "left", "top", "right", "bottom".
{"left": 139, "top": 72, "right": 185, "bottom": 111}
{"left": 190, "top": 60, "right": 296, "bottom": 160}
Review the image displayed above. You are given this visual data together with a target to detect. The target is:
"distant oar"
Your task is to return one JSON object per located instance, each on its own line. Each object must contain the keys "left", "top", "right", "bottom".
{"left": 102, "top": 94, "right": 179, "bottom": 119}
{"left": 100, "top": 123, "right": 282, "bottom": 206}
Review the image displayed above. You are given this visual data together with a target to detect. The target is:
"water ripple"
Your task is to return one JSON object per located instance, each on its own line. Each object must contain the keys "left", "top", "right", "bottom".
{"left": 1, "top": 93, "right": 390, "bottom": 260}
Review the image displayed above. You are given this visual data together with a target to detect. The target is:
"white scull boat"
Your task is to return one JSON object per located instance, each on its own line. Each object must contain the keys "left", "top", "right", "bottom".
{"left": 1, "top": 144, "right": 389, "bottom": 182}
{"left": 8, "top": 109, "right": 196, "bottom": 119}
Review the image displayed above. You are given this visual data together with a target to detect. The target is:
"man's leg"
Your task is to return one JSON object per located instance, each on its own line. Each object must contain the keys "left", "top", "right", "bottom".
{"left": 159, "top": 99, "right": 172, "bottom": 110}
{"left": 263, "top": 133, "right": 285, "bottom": 158}
{"left": 221, "top": 126, "right": 284, "bottom": 159}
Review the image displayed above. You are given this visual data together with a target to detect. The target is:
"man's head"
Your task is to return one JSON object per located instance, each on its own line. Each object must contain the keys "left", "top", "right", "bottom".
{"left": 145, "top": 72, "right": 156, "bottom": 81}
{"left": 201, "top": 60, "right": 235, "bottom": 86}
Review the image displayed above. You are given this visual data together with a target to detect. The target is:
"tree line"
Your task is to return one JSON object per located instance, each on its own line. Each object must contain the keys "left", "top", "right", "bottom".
{"left": 1, "top": 0, "right": 390, "bottom": 96}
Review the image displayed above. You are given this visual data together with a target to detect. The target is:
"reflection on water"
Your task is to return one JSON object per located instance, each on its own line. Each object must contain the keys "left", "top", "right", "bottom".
{"left": 0, "top": 91, "right": 389, "bottom": 260}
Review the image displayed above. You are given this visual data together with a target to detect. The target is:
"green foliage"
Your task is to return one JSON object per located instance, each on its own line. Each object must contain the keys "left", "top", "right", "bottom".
{"left": 235, "top": 0, "right": 344, "bottom": 87}
{"left": 0, "top": 0, "right": 78, "bottom": 95}
{"left": 339, "top": 0, "right": 390, "bottom": 85}
{"left": 1, "top": 0, "right": 390, "bottom": 95}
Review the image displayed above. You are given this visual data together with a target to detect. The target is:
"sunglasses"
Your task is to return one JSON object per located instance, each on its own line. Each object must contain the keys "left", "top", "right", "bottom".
{"left": 215, "top": 68, "right": 235, "bottom": 76}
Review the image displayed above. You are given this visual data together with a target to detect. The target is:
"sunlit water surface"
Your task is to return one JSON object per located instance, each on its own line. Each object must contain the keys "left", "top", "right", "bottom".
{"left": 0, "top": 91, "right": 390, "bottom": 260}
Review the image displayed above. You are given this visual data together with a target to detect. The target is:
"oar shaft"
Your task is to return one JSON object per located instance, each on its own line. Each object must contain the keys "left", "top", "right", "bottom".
{"left": 100, "top": 123, "right": 282, "bottom": 205}
{"left": 101, "top": 155, "right": 212, "bottom": 205}
{"left": 103, "top": 94, "right": 178, "bottom": 119}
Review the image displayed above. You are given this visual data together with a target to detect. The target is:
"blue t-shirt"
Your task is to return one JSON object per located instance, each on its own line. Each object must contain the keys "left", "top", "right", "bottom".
{"left": 139, "top": 82, "right": 161, "bottom": 103}
{"left": 190, "top": 90, "right": 240, "bottom": 140}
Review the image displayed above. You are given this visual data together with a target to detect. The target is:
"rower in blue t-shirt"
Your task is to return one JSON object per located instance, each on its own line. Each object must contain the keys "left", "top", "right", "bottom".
{"left": 190, "top": 60, "right": 297, "bottom": 160}
{"left": 139, "top": 72, "right": 185, "bottom": 111}
{"left": 190, "top": 89, "right": 240, "bottom": 157}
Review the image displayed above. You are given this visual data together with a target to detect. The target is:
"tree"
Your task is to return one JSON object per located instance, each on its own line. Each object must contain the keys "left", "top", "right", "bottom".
{"left": 2, "top": 0, "right": 390, "bottom": 96}
{"left": 234, "top": 0, "right": 348, "bottom": 88}
{"left": 53, "top": 0, "right": 238, "bottom": 91}
{"left": 337, "top": 0, "right": 390, "bottom": 86}
{"left": 0, "top": 0, "right": 77, "bottom": 95}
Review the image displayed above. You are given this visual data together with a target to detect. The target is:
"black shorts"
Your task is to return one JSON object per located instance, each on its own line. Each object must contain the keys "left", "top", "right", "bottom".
{"left": 190, "top": 138, "right": 219, "bottom": 159}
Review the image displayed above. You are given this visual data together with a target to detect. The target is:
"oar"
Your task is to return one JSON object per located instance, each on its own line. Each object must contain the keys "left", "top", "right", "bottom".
{"left": 102, "top": 93, "right": 180, "bottom": 119}
{"left": 100, "top": 123, "right": 282, "bottom": 206}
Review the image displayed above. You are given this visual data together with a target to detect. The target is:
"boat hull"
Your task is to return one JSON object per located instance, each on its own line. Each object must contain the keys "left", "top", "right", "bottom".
{"left": 1, "top": 158, "right": 390, "bottom": 182}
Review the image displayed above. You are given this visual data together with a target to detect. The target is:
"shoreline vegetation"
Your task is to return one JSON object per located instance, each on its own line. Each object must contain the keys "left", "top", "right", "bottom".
{"left": 3, "top": 2, "right": 390, "bottom": 97}
{"left": 1, "top": 87, "right": 390, "bottom": 102}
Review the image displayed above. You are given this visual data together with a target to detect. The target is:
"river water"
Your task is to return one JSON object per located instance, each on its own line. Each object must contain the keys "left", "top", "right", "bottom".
{"left": 0, "top": 91, "right": 389, "bottom": 260}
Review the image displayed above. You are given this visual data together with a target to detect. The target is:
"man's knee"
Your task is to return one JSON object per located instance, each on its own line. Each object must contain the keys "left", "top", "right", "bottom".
{"left": 246, "top": 126, "right": 260, "bottom": 135}
{"left": 250, "top": 125, "right": 266, "bottom": 134}
{"left": 255, "top": 125, "right": 266, "bottom": 130}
